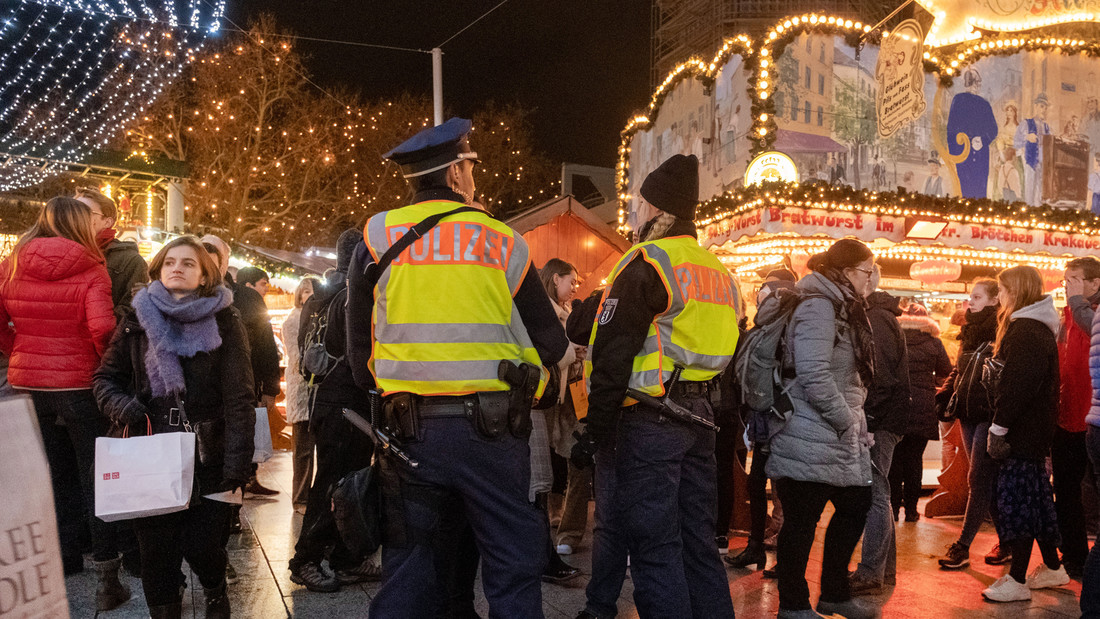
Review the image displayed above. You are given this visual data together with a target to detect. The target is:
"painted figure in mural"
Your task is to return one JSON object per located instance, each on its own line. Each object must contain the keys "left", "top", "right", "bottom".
{"left": 1014, "top": 93, "right": 1052, "bottom": 206}
{"left": 947, "top": 69, "right": 999, "bottom": 199}
{"left": 1082, "top": 97, "right": 1100, "bottom": 159}
{"left": 1089, "top": 153, "right": 1100, "bottom": 216}
{"left": 993, "top": 103, "right": 1024, "bottom": 202}
{"left": 923, "top": 156, "right": 945, "bottom": 197}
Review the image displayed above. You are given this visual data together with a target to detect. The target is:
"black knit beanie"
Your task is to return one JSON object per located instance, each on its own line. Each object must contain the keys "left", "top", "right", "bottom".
{"left": 337, "top": 228, "right": 363, "bottom": 272}
{"left": 818, "top": 238, "right": 873, "bottom": 271}
{"left": 640, "top": 154, "right": 699, "bottom": 220}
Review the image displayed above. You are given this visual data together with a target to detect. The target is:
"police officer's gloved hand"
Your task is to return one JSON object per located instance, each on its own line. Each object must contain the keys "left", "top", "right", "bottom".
{"left": 570, "top": 429, "right": 598, "bottom": 469}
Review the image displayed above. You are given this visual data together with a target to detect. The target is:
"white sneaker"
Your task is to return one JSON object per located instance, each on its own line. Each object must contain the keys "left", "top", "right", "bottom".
{"left": 1027, "top": 563, "right": 1070, "bottom": 589}
{"left": 982, "top": 575, "right": 1031, "bottom": 602}
{"left": 555, "top": 544, "right": 573, "bottom": 555}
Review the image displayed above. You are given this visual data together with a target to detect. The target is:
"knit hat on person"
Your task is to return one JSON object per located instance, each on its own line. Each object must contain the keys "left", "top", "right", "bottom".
{"left": 640, "top": 154, "right": 699, "bottom": 220}
{"left": 337, "top": 228, "right": 363, "bottom": 272}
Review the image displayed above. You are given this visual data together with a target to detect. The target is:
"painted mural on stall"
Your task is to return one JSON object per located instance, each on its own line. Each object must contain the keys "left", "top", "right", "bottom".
{"left": 625, "top": 35, "right": 1100, "bottom": 223}
{"left": 626, "top": 55, "right": 751, "bottom": 229}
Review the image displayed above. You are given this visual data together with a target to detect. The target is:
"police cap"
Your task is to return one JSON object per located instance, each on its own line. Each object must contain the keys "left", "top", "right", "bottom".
{"left": 383, "top": 117, "right": 479, "bottom": 178}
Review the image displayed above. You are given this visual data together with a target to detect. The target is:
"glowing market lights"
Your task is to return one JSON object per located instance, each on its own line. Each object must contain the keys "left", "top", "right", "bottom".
{"left": 0, "top": 0, "right": 223, "bottom": 191}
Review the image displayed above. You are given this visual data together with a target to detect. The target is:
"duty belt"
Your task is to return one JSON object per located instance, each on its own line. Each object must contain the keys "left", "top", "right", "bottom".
{"left": 403, "top": 394, "right": 478, "bottom": 419}
{"left": 669, "top": 380, "right": 710, "bottom": 398}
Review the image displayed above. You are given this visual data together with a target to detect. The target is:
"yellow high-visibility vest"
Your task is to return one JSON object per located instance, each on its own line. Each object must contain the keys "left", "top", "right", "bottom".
{"left": 585, "top": 235, "right": 741, "bottom": 402}
{"left": 364, "top": 200, "right": 545, "bottom": 397}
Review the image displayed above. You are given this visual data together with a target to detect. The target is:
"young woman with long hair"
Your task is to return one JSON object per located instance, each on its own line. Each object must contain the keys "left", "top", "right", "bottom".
{"left": 93, "top": 236, "right": 255, "bottom": 619}
{"left": 0, "top": 197, "right": 125, "bottom": 608}
{"left": 938, "top": 279, "right": 1010, "bottom": 569}
{"left": 981, "top": 265, "right": 1067, "bottom": 602}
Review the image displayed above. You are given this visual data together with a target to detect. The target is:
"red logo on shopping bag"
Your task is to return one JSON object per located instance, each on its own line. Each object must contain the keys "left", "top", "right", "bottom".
{"left": 103, "top": 472, "right": 120, "bottom": 480}
{"left": 112, "top": 472, "right": 119, "bottom": 479}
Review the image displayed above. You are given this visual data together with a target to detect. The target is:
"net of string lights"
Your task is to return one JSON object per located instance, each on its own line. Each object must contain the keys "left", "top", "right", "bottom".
{"left": 0, "top": 0, "right": 223, "bottom": 191}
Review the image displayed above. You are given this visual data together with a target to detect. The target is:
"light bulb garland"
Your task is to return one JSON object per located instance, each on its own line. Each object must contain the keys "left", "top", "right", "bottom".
{"left": 0, "top": 0, "right": 222, "bottom": 190}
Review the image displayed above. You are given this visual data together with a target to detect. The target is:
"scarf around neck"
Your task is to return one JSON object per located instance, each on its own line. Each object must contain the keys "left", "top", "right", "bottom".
{"left": 131, "top": 280, "right": 233, "bottom": 398}
{"left": 819, "top": 266, "right": 876, "bottom": 386}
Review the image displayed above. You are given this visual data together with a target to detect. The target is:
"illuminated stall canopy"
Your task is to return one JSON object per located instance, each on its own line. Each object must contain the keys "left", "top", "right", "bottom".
{"left": 618, "top": 9, "right": 1100, "bottom": 295}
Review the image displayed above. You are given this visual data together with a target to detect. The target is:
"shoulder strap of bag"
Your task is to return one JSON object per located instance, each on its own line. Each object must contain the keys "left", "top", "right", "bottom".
{"left": 365, "top": 206, "right": 481, "bottom": 287}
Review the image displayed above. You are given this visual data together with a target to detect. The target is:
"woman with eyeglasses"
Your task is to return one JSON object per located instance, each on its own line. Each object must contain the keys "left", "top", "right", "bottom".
{"left": 766, "top": 238, "right": 877, "bottom": 619}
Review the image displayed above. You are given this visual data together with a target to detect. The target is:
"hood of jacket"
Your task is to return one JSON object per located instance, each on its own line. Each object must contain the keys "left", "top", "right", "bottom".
{"left": 796, "top": 271, "right": 848, "bottom": 308}
{"left": 867, "top": 290, "right": 902, "bottom": 316}
{"left": 17, "top": 237, "right": 104, "bottom": 282}
{"left": 898, "top": 314, "right": 941, "bottom": 336}
{"left": 103, "top": 237, "right": 140, "bottom": 258}
{"left": 1011, "top": 294, "right": 1060, "bottom": 338}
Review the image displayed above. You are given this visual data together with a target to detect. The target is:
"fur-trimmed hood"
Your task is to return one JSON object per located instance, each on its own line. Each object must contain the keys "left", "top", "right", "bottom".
{"left": 898, "top": 314, "right": 941, "bottom": 336}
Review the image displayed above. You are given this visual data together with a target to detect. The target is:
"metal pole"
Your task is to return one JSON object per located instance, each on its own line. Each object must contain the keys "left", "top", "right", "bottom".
{"left": 432, "top": 47, "right": 443, "bottom": 126}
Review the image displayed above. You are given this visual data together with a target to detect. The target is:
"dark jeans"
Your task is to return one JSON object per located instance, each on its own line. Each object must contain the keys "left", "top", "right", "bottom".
{"left": 369, "top": 416, "right": 545, "bottom": 618}
{"left": 133, "top": 497, "right": 233, "bottom": 606}
{"left": 614, "top": 404, "right": 734, "bottom": 618}
{"left": 889, "top": 435, "right": 928, "bottom": 515}
{"left": 714, "top": 407, "right": 741, "bottom": 537}
{"left": 584, "top": 438, "right": 629, "bottom": 619}
{"left": 747, "top": 448, "right": 771, "bottom": 543}
{"left": 1053, "top": 426, "right": 1089, "bottom": 568}
{"left": 291, "top": 404, "right": 373, "bottom": 570}
{"left": 31, "top": 389, "right": 117, "bottom": 562}
{"left": 1081, "top": 425, "right": 1100, "bottom": 617}
{"left": 775, "top": 478, "right": 872, "bottom": 611}
{"left": 958, "top": 421, "right": 1000, "bottom": 547}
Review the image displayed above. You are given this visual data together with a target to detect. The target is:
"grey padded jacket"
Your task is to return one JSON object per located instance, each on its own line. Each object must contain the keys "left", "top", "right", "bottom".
{"left": 765, "top": 271, "right": 873, "bottom": 488}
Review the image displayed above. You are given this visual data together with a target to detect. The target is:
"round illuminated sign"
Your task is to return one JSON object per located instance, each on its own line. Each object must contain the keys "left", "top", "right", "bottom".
{"left": 744, "top": 151, "right": 799, "bottom": 187}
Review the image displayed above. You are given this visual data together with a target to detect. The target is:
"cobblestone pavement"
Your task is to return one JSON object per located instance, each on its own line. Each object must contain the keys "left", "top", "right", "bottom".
{"left": 66, "top": 452, "right": 1083, "bottom": 617}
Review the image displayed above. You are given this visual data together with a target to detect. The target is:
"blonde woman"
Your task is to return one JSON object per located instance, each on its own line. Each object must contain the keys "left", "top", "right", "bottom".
{"left": 282, "top": 277, "right": 320, "bottom": 507}
{"left": 981, "top": 265, "right": 1066, "bottom": 602}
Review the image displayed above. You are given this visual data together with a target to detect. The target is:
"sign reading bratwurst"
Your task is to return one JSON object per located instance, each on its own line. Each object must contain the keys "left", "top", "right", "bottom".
{"left": 700, "top": 205, "right": 1100, "bottom": 258}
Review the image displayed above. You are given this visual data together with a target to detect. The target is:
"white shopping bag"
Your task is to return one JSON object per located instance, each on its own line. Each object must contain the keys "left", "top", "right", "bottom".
{"left": 0, "top": 395, "right": 69, "bottom": 618}
{"left": 253, "top": 406, "right": 273, "bottom": 463}
{"left": 94, "top": 427, "right": 195, "bottom": 523}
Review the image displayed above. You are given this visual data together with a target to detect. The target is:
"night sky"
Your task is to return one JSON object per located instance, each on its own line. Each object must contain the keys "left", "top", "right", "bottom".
{"left": 226, "top": 1, "right": 652, "bottom": 168}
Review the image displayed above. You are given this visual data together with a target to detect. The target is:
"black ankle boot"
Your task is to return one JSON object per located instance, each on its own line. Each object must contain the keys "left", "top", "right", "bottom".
{"left": 724, "top": 540, "right": 767, "bottom": 570}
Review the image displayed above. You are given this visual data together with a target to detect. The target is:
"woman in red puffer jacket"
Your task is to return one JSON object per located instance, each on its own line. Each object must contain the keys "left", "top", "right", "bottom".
{"left": 0, "top": 196, "right": 126, "bottom": 609}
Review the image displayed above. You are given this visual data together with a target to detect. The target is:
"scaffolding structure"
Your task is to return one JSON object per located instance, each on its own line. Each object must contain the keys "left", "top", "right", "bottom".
{"left": 650, "top": 0, "right": 892, "bottom": 88}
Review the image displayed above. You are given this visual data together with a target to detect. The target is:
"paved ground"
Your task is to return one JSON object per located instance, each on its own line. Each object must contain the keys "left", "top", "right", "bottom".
{"left": 67, "top": 451, "right": 1084, "bottom": 618}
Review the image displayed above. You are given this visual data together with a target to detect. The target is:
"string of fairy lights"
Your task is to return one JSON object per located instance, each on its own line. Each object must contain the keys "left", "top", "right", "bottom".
{"left": 0, "top": 0, "right": 222, "bottom": 191}
{"left": 616, "top": 11, "right": 1100, "bottom": 273}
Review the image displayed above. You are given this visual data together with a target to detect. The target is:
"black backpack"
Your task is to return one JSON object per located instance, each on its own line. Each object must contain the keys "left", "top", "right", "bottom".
{"left": 300, "top": 288, "right": 346, "bottom": 383}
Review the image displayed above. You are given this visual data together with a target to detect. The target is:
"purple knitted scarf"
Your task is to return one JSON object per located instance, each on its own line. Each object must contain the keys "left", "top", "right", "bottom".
{"left": 131, "top": 281, "right": 233, "bottom": 398}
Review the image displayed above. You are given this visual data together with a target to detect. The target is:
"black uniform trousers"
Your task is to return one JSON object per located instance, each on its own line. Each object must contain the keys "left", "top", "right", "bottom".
{"left": 613, "top": 399, "right": 735, "bottom": 618}
{"left": 369, "top": 415, "right": 546, "bottom": 619}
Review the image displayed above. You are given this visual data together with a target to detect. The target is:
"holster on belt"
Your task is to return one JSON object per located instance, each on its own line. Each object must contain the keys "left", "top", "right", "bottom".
{"left": 497, "top": 360, "right": 540, "bottom": 439}
{"left": 382, "top": 392, "right": 421, "bottom": 442}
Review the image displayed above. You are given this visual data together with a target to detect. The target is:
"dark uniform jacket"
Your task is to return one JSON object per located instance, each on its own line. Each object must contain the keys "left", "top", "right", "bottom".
{"left": 233, "top": 285, "right": 281, "bottom": 399}
{"left": 346, "top": 187, "right": 568, "bottom": 393}
{"left": 93, "top": 307, "right": 256, "bottom": 494}
{"left": 103, "top": 238, "right": 149, "bottom": 321}
{"left": 585, "top": 220, "right": 698, "bottom": 438}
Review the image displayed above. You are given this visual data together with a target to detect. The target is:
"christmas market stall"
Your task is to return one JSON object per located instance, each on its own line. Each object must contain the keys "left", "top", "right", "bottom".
{"left": 617, "top": 7, "right": 1100, "bottom": 317}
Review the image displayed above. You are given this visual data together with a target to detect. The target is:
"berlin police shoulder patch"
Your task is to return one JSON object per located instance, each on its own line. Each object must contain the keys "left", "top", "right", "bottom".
{"left": 598, "top": 298, "right": 618, "bottom": 325}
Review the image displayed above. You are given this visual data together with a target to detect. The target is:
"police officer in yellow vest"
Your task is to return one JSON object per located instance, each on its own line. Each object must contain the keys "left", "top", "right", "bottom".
{"left": 354, "top": 118, "right": 570, "bottom": 618}
{"left": 576, "top": 154, "right": 740, "bottom": 618}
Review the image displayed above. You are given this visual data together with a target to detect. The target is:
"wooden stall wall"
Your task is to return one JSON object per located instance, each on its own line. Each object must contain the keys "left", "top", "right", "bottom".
{"left": 523, "top": 211, "right": 624, "bottom": 299}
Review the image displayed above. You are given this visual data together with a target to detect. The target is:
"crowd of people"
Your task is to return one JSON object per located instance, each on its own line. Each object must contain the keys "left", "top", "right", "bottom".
{"left": 3, "top": 115, "right": 1100, "bottom": 619}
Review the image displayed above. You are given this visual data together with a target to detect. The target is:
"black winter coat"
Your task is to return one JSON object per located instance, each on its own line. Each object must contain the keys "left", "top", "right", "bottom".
{"left": 233, "top": 285, "right": 281, "bottom": 399}
{"left": 900, "top": 322, "right": 952, "bottom": 440}
{"left": 994, "top": 315, "right": 1059, "bottom": 460}
{"left": 864, "top": 291, "right": 911, "bottom": 435}
{"left": 103, "top": 238, "right": 149, "bottom": 321}
{"left": 936, "top": 306, "right": 998, "bottom": 424}
{"left": 93, "top": 307, "right": 257, "bottom": 494}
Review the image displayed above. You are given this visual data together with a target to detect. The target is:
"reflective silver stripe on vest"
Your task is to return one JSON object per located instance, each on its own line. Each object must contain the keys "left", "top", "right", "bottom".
{"left": 663, "top": 341, "right": 734, "bottom": 369}
{"left": 374, "top": 320, "right": 513, "bottom": 344}
{"left": 373, "top": 358, "right": 501, "bottom": 382}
